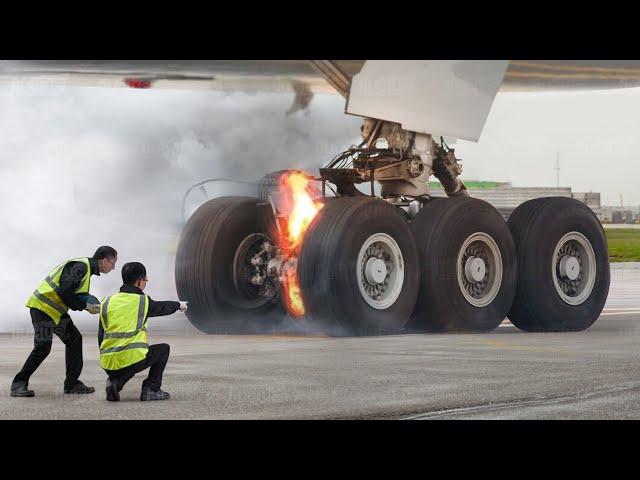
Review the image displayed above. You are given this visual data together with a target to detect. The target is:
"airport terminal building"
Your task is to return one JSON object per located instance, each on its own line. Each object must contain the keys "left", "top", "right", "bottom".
{"left": 430, "top": 181, "right": 608, "bottom": 221}
{"left": 431, "top": 181, "right": 640, "bottom": 224}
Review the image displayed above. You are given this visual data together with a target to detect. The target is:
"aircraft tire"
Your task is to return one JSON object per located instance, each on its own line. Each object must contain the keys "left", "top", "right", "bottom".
{"left": 507, "top": 197, "right": 610, "bottom": 332}
{"left": 175, "top": 196, "right": 286, "bottom": 334}
{"left": 409, "top": 197, "right": 517, "bottom": 332}
{"left": 297, "top": 197, "right": 420, "bottom": 336}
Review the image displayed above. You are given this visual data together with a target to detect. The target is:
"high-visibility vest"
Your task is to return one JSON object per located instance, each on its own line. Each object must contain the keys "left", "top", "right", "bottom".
{"left": 25, "top": 258, "right": 92, "bottom": 324}
{"left": 99, "top": 292, "right": 150, "bottom": 371}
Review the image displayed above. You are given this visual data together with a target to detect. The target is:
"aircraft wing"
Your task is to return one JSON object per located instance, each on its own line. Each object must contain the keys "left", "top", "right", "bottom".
{"left": 0, "top": 60, "right": 359, "bottom": 94}
{"left": 4, "top": 60, "right": 640, "bottom": 140}
{"left": 3, "top": 60, "right": 640, "bottom": 94}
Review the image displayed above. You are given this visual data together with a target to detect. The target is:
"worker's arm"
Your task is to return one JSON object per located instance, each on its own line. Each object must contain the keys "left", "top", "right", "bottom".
{"left": 57, "top": 262, "right": 89, "bottom": 311}
{"left": 147, "top": 297, "right": 181, "bottom": 318}
{"left": 98, "top": 320, "right": 104, "bottom": 347}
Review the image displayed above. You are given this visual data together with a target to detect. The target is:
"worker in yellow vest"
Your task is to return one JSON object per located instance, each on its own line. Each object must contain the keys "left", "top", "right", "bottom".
{"left": 11, "top": 246, "right": 118, "bottom": 397}
{"left": 99, "top": 262, "right": 186, "bottom": 402}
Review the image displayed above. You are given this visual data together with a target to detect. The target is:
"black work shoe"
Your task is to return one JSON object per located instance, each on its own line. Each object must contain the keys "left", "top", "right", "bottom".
{"left": 106, "top": 378, "right": 120, "bottom": 402}
{"left": 140, "top": 388, "right": 170, "bottom": 401}
{"left": 11, "top": 381, "right": 34, "bottom": 398}
{"left": 64, "top": 381, "right": 95, "bottom": 394}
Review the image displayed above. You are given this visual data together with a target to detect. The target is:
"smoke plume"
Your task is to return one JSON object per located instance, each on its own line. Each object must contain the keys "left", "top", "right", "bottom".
{"left": 0, "top": 83, "right": 360, "bottom": 333}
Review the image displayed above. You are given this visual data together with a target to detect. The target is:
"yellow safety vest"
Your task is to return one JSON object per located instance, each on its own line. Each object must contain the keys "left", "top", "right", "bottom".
{"left": 25, "top": 258, "right": 91, "bottom": 325}
{"left": 99, "top": 293, "right": 150, "bottom": 371}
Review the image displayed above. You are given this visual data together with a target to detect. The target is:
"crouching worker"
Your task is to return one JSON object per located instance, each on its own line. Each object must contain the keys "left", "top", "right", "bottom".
{"left": 99, "top": 262, "right": 187, "bottom": 402}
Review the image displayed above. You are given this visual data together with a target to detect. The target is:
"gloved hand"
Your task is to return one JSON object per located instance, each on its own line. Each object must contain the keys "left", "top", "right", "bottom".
{"left": 179, "top": 301, "right": 188, "bottom": 313}
{"left": 86, "top": 294, "right": 100, "bottom": 305}
{"left": 86, "top": 304, "right": 100, "bottom": 315}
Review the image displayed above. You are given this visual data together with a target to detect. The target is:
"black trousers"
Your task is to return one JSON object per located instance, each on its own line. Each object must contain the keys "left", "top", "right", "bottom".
{"left": 13, "top": 308, "right": 84, "bottom": 387}
{"left": 104, "top": 344, "right": 170, "bottom": 392}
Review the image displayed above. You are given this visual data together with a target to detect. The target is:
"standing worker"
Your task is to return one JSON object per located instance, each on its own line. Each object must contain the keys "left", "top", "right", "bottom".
{"left": 99, "top": 262, "right": 186, "bottom": 402}
{"left": 11, "top": 246, "right": 118, "bottom": 397}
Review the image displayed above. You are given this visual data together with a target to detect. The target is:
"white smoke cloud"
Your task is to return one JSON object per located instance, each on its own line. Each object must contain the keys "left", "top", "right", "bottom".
{"left": 0, "top": 83, "right": 360, "bottom": 333}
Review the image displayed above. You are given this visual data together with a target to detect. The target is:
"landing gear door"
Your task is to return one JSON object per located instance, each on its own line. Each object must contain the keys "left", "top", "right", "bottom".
{"left": 345, "top": 60, "right": 509, "bottom": 142}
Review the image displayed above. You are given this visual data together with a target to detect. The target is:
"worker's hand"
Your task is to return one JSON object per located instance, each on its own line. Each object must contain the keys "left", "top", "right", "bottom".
{"left": 179, "top": 301, "right": 188, "bottom": 312}
{"left": 86, "top": 294, "right": 100, "bottom": 305}
{"left": 86, "top": 304, "right": 100, "bottom": 315}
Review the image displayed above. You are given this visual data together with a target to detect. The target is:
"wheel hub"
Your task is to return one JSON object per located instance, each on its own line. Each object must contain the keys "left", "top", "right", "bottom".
{"left": 457, "top": 232, "right": 503, "bottom": 308}
{"left": 365, "top": 258, "right": 388, "bottom": 285}
{"left": 552, "top": 232, "right": 596, "bottom": 306}
{"left": 464, "top": 256, "right": 487, "bottom": 283}
{"left": 233, "top": 233, "right": 279, "bottom": 304}
{"left": 559, "top": 255, "right": 580, "bottom": 280}
{"left": 357, "top": 233, "right": 404, "bottom": 310}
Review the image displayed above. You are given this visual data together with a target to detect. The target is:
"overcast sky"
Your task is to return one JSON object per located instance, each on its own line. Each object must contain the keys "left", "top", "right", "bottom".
{"left": 458, "top": 88, "right": 640, "bottom": 206}
{"left": 0, "top": 82, "right": 638, "bottom": 331}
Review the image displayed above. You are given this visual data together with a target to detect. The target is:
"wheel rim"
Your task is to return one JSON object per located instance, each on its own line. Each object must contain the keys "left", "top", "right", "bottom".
{"left": 552, "top": 231, "right": 596, "bottom": 306}
{"left": 456, "top": 232, "right": 503, "bottom": 308}
{"left": 357, "top": 233, "right": 405, "bottom": 310}
{"left": 232, "top": 233, "right": 278, "bottom": 308}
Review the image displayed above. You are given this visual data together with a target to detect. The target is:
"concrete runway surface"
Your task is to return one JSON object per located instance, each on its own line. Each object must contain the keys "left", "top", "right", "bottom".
{"left": 0, "top": 263, "right": 638, "bottom": 420}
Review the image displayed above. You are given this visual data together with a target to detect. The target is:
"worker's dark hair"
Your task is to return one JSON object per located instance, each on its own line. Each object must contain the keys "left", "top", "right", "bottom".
{"left": 122, "top": 262, "right": 147, "bottom": 285}
{"left": 93, "top": 246, "right": 118, "bottom": 260}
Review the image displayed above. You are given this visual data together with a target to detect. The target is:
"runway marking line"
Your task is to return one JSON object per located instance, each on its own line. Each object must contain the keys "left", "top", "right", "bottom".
{"left": 601, "top": 309, "right": 640, "bottom": 316}
{"left": 401, "top": 382, "right": 640, "bottom": 420}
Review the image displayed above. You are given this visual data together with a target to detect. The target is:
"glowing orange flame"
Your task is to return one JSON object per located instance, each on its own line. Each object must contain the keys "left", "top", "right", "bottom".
{"left": 278, "top": 172, "right": 323, "bottom": 317}
{"left": 283, "top": 266, "right": 305, "bottom": 317}
{"left": 280, "top": 172, "right": 324, "bottom": 250}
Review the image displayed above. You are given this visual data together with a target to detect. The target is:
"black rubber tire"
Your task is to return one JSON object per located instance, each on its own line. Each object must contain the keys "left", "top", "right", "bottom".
{"left": 409, "top": 197, "right": 517, "bottom": 332}
{"left": 297, "top": 197, "right": 420, "bottom": 336}
{"left": 507, "top": 197, "right": 610, "bottom": 332}
{"left": 175, "top": 196, "right": 286, "bottom": 334}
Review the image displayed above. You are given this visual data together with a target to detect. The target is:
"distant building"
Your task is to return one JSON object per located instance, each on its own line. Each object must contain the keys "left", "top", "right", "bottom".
{"left": 430, "top": 181, "right": 602, "bottom": 220}
{"left": 599, "top": 206, "right": 640, "bottom": 224}
{"left": 571, "top": 192, "right": 601, "bottom": 211}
